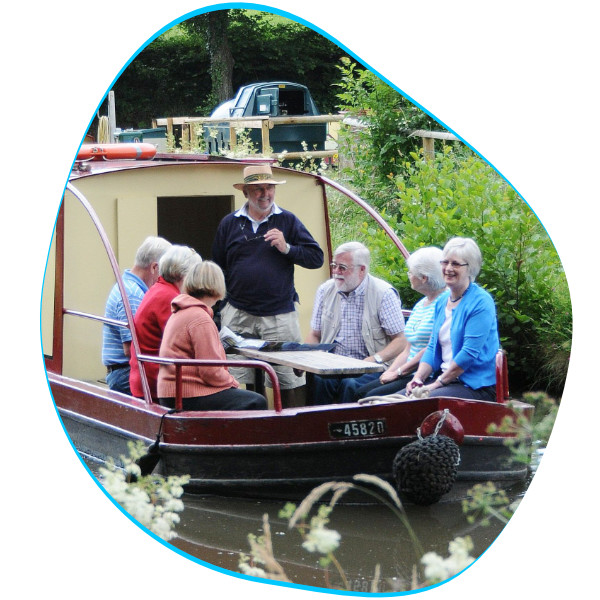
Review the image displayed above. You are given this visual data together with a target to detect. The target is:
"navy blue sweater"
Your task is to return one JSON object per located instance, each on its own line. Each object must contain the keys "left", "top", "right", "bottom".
{"left": 211, "top": 208, "right": 324, "bottom": 316}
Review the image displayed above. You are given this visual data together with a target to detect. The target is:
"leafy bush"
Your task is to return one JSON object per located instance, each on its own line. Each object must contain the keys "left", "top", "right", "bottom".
{"left": 360, "top": 148, "right": 571, "bottom": 394}
{"left": 334, "top": 62, "right": 571, "bottom": 396}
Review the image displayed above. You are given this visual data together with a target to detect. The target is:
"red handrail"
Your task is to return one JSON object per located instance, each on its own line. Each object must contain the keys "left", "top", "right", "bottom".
{"left": 137, "top": 355, "right": 283, "bottom": 412}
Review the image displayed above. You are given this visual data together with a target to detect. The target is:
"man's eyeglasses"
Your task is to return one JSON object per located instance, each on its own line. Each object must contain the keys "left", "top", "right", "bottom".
{"left": 330, "top": 262, "right": 354, "bottom": 273}
{"left": 240, "top": 222, "right": 270, "bottom": 242}
{"left": 440, "top": 260, "right": 469, "bottom": 268}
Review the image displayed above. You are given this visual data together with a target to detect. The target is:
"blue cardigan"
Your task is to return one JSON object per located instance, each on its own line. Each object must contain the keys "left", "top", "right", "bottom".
{"left": 421, "top": 283, "right": 499, "bottom": 390}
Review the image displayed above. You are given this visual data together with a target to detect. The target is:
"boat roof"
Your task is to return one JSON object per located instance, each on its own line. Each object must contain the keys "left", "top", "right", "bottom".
{"left": 70, "top": 153, "right": 273, "bottom": 180}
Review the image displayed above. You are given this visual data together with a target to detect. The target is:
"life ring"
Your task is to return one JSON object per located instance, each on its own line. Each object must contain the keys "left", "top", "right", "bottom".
{"left": 77, "top": 143, "right": 157, "bottom": 161}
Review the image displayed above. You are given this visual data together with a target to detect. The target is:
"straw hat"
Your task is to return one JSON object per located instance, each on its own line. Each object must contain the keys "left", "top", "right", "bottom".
{"left": 233, "top": 165, "right": 286, "bottom": 190}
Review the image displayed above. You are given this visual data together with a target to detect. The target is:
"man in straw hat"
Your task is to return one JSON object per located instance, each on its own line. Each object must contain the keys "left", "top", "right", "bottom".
{"left": 212, "top": 164, "right": 324, "bottom": 407}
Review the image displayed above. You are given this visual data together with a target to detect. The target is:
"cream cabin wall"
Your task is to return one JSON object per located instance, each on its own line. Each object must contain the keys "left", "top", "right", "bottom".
{"left": 58, "top": 163, "right": 331, "bottom": 385}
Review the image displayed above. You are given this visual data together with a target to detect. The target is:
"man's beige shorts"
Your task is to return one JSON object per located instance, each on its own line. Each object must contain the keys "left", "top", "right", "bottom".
{"left": 221, "top": 303, "right": 305, "bottom": 389}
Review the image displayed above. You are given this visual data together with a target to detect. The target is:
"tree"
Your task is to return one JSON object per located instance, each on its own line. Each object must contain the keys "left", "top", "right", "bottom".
{"left": 182, "top": 11, "right": 234, "bottom": 111}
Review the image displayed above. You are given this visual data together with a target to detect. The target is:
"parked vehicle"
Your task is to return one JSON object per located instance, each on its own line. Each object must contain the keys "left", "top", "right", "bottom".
{"left": 206, "top": 81, "right": 327, "bottom": 154}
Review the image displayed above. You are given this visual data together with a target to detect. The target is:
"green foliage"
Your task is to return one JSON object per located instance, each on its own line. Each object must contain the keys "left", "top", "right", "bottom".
{"left": 488, "top": 391, "right": 559, "bottom": 464}
{"left": 344, "top": 145, "right": 570, "bottom": 394}
{"left": 108, "top": 9, "right": 352, "bottom": 131}
{"left": 336, "top": 57, "right": 440, "bottom": 208}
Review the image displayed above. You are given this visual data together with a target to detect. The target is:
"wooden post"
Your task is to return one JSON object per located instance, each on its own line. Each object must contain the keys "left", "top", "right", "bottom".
{"left": 229, "top": 125, "right": 237, "bottom": 151}
{"left": 423, "top": 137, "right": 435, "bottom": 160}
{"left": 261, "top": 118, "right": 271, "bottom": 154}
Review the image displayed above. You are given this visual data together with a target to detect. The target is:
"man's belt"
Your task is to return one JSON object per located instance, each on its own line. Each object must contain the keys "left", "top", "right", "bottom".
{"left": 106, "top": 363, "right": 129, "bottom": 373}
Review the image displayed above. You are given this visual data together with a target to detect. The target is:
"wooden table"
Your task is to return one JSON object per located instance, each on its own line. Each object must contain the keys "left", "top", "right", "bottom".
{"left": 232, "top": 348, "right": 384, "bottom": 400}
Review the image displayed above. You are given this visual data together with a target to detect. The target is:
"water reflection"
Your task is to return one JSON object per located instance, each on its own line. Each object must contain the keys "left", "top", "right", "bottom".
{"left": 171, "top": 484, "right": 523, "bottom": 592}
{"left": 86, "top": 452, "right": 538, "bottom": 592}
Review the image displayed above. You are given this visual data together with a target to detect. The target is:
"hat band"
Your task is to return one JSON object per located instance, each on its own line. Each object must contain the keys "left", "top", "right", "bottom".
{"left": 244, "top": 173, "right": 273, "bottom": 184}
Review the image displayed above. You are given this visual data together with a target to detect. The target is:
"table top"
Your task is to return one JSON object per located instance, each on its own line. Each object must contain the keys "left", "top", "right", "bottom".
{"left": 233, "top": 348, "right": 385, "bottom": 376}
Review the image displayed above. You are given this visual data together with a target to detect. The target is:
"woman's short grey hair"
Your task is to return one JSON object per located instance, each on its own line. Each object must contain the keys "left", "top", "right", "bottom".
{"left": 184, "top": 260, "right": 226, "bottom": 301}
{"left": 407, "top": 246, "right": 446, "bottom": 291}
{"left": 134, "top": 236, "right": 172, "bottom": 269}
{"left": 159, "top": 245, "right": 202, "bottom": 283}
{"left": 334, "top": 241, "right": 370, "bottom": 270}
{"left": 443, "top": 237, "right": 482, "bottom": 281}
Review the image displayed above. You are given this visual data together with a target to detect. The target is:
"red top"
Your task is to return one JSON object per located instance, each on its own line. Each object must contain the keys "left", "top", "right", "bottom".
{"left": 129, "top": 277, "right": 180, "bottom": 398}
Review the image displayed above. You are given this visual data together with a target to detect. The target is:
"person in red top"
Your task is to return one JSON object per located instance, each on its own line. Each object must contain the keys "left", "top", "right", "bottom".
{"left": 129, "top": 245, "right": 201, "bottom": 399}
{"left": 157, "top": 260, "right": 266, "bottom": 410}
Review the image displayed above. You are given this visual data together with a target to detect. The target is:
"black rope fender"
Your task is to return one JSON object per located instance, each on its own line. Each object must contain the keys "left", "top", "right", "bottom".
{"left": 392, "top": 409, "right": 462, "bottom": 506}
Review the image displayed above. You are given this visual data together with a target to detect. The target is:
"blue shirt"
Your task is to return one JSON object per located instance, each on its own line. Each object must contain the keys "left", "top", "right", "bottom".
{"left": 101, "top": 270, "right": 148, "bottom": 365}
{"left": 421, "top": 283, "right": 499, "bottom": 389}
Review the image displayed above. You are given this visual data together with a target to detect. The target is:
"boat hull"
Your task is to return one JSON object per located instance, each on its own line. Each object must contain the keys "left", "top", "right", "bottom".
{"left": 51, "top": 373, "right": 532, "bottom": 501}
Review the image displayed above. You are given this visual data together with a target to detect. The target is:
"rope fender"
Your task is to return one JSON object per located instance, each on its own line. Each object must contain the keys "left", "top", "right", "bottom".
{"left": 392, "top": 409, "right": 462, "bottom": 506}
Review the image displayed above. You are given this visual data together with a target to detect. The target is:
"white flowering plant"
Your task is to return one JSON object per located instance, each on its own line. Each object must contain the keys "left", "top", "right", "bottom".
{"left": 421, "top": 536, "right": 476, "bottom": 583}
{"left": 98, "top": 441, "right": 189, "bottom": 541}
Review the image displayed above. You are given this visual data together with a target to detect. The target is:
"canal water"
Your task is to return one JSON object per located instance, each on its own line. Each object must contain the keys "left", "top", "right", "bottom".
{"left": 169, "top": 476, "right": 533, "bottom": 593}
{"left": 86, "top": 452, "right": 538, "bottom": 593}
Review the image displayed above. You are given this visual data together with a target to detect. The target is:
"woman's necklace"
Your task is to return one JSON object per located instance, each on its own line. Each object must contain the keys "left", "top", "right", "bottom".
{"left": 450, "top": 285, "right": 469, "bottom": 303}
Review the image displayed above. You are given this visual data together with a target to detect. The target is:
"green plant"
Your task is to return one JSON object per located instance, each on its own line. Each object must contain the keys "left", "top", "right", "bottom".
{"left": 355, "top": 147, "right": 570, "bottom": 395}
{"left": 98, "top": 441, "right": 189, "bottom": 541}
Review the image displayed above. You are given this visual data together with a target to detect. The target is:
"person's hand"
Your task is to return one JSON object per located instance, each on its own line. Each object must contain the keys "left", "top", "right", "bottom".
{"left": 379, "top": 368, "right": 398, "bottom": 384}
{"left": 264, "top": 228, "right": 289, "bottom": 254}
{"left": 406, "top": 376, "right": 424, "bottom": 394}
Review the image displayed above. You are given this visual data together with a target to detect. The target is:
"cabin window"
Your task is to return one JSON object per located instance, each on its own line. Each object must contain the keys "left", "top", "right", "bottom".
{"left": 278, "top": 89, "right": 307, "bottom": 115}
{"left": 157, "top": 196, "right": 233, "bottom": 261}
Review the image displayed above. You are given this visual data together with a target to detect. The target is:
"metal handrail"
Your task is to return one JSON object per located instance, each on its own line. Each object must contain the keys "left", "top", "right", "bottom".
{"left": 137, "top": 354, "right": 283, "bottom": 413}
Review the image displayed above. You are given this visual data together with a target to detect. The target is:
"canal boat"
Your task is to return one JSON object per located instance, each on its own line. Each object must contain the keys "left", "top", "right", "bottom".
{"left": 43, "top": 146, "right": 534, "bottom": 503}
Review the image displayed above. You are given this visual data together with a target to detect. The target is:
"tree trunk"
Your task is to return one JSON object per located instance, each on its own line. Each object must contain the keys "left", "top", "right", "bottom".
{"left": 206, "top": 11, "right": 234, "bottom": 104}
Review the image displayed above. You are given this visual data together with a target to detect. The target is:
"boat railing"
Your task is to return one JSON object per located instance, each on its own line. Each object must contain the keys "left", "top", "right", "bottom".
{"left": 63, "top": 309, "right": 128, "bottom": 330}
{"left": 137, "top": 354, "right": 283, "bottom": 413}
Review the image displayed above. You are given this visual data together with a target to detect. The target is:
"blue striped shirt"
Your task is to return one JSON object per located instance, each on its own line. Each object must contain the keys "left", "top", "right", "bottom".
{"left": 101, "top": 270, "right": 148, "bottom": 365}
{"left": 404, "top": 296, "right": 440, "bottom": 360}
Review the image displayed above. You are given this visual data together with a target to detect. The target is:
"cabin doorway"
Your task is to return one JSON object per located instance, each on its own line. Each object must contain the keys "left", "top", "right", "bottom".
{"left": 157, "top": 196, "right": 233, "bottom": 261}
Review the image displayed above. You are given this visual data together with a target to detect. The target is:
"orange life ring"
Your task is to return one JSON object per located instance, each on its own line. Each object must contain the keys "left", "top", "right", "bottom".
{"left": 77, "top": 143, "right": 157, "bottom": 161}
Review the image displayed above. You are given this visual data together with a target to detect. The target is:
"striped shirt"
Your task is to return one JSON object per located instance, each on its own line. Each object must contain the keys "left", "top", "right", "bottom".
{"left": 404, "top": 296, "right": 440, "bottom": 360}
{"left": 311, "top": 276, "right": 405, "bottom": 360}
{"left": 101, "top": 270, "right": 148, "bottom": 365}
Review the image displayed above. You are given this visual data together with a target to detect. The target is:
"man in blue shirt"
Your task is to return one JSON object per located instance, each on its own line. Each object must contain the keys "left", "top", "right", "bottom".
{"left": 102, "top": 236, "right": 171, "bottom": 394}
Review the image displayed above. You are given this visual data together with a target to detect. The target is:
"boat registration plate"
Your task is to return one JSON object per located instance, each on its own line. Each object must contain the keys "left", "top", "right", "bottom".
{"left": 329, "top": 418, "right": 387, "bottom": 439}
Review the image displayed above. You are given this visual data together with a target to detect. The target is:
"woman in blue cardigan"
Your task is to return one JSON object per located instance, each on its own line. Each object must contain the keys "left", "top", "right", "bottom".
{"left": 404, "top": 237, "right": 499, "bottom": 401}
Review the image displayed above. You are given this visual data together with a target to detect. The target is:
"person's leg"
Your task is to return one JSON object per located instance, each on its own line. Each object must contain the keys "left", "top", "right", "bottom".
{"left": 337, "top": 372, "right": 380, "bottom": 403}
{"left": 427, "top": 383, "right": 497, "bottom": 401}
{"left": 106, "top": 367, "right": 132, "bottom": 395}
{"left": 310, "top": 375, "right": 343, "bottom": 405}
{"left": 354, "top": 374, "right": 413, "bottom": 401}
{"left": 159, "top": 388, "right": 267, "bottom": 411}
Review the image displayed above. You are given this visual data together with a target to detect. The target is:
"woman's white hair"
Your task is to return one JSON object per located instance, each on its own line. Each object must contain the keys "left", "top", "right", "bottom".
{"left": 407, "top": 246, "right": 445, "bottom": 291}
{"left": 442, "top": 237, "right": 482, "bottom": 281}
{"left": 158, "top": 245, "right": 202, "bottom": 283}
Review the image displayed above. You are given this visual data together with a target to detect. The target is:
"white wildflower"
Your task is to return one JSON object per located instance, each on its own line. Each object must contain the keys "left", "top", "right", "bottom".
{"left": 302, "top": 526, "right": 341, "bottom": 554}
{"left": 421, "top": 536, "right": 476, "bottom": 583}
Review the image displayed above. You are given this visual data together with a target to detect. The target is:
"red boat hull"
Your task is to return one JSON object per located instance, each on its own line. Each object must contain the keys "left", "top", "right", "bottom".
{"left": 50, "top": 373, "right": 533, "bottom": 500}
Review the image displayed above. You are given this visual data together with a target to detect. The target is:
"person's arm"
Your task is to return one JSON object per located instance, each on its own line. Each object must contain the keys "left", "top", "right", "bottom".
{"left": 306, "top": 329, "right": 322, "bottom": 344}
{"left": 422, "top": 361, "right": 465, "bottom": 394}
{"left": 280, "top": 216, "right": 324, "bottom": 269}
{"left": 123, "top": 341, "right": 131, "bottom": 358}
{"left": 365, "top": 332, "right": 406, "bottom": 364}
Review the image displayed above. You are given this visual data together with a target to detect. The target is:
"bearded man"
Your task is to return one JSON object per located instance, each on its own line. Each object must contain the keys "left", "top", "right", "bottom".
{"left": 306, "top": 241, "right": 406, "bottom": 404}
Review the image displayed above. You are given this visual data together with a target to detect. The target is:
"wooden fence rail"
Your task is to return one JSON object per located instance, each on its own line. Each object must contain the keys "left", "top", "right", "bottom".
{"left": 152, "top": 114, "right": 458, "bottom": 160}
